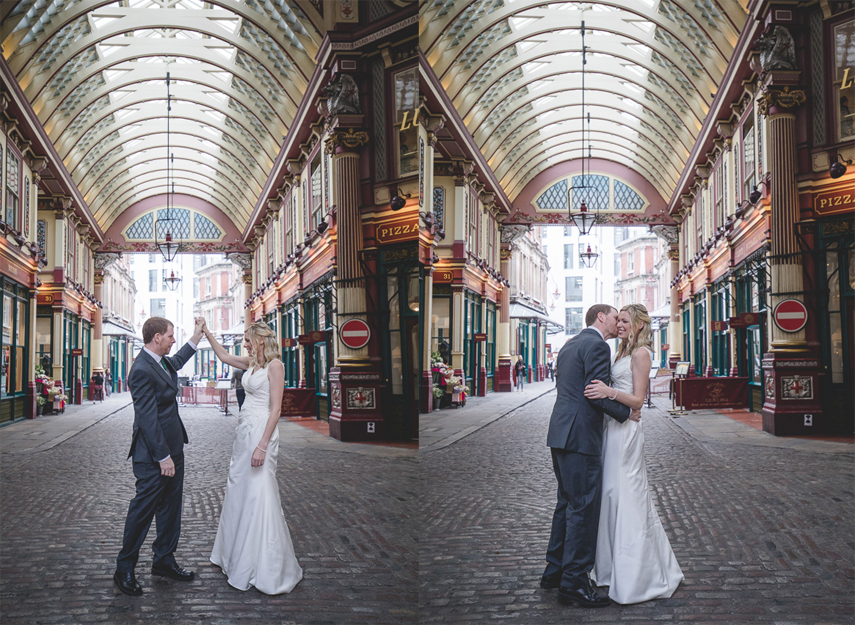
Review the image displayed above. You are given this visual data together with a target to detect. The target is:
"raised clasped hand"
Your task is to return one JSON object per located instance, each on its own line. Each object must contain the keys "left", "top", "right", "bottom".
{"left": 584, "top": 379, "right": 611, "bottom": 400}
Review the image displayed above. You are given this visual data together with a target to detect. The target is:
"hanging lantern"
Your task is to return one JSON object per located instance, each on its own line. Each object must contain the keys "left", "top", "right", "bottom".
{"left": 164, "top": 270, "right": 182, "bottom": 291}
{"left": 569, "top": 200, "right": 597, "bottom": 235}
{"left": 579, "top": 243, "right": 599, "bottom": 268}
{"left": 157, "top": 232, "right": 179, "bottom": 263}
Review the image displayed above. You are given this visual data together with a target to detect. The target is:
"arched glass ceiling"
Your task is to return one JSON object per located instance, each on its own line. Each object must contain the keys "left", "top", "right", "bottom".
{"left": 421, "top": 0, "right": 749, "bottom": 203}
{"left": 1, "top": 0, "right": 322, "bottom": 233}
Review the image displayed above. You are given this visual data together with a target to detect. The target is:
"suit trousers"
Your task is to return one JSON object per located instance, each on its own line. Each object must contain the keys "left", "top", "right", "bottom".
{"left": 116, "top": 453, "right": 185, "bottom": 573}
{"left": 544, "top": 448, "right": 603, "bottom": 588}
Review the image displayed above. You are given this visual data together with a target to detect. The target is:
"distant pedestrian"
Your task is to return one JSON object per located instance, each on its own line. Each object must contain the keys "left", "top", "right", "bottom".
{"left": 547, "top": 359, "right": 555, "bottom": 382}
{"left": 231, "top": 366, "right": 246, "bottom": 409}
{"left": 515, "top": 356, "right": 527, "bottom": 392}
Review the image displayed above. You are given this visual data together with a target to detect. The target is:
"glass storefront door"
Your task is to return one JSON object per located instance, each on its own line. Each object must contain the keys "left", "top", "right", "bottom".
{"left": 0, "top": 280, "right": 30, "bottom": 425}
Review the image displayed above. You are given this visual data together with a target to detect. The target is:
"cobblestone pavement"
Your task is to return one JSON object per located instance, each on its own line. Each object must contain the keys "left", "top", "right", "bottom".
{"left": 0, "top": 405, "right": 417, "bottom": 625}
{"left": 420, "top": 394, "right": 855, "bottom": 624}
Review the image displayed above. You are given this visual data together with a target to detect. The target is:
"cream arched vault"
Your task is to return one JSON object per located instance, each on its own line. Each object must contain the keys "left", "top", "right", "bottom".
{"left": 1, "top": 0, "right": 323, "bottom": 236}
{"left": 421, "top": 0, "right": 749, "bottom": 221}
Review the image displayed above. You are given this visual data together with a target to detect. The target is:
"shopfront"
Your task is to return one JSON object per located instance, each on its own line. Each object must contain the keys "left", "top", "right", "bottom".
{"left": 733, "top": 252, "right": 768, "bottom": 412}
{"left": 280, "top": 298, "right": 300, "bottom": 388}
{"left": 0, "top": 278, "right": 30, "bottom": 425}
{"left": 380, "top": 248, "right": 419, "bottom": 440}
{"left": 818, "top": 220, "right": 854, "bottom": 433}
{"left": 463, "top": 290, "right": 482, "bottom": 395}
{"left": 303, "top": 277, "right": 333, "bottom": 422}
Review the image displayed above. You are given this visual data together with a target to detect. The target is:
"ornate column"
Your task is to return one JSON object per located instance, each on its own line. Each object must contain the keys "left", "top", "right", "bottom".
{"left": 496, "top": 249, "right": 512, "bottom": 392}
{"left": 757, "top": 68, "right": 822, "bottom": 435}
{"left": 704, "top": 288, "right": 714, "bottom": 377}
{"left": 728, "top": 273, "right": 739, "bottom": 376}
{"left": 52, "top": 202, "right": 70, "bottom": 382}
{"left": 421, "top": 266, "right": 434, "bottom": 414}
{"left": 667, "top": 248, "right": 682, "bottom": 369}
{"left": 324, "top": 121, "right": 382, "bottom": 442}
{"left": 92, "top": 253, "right": 119, "bottom": 377}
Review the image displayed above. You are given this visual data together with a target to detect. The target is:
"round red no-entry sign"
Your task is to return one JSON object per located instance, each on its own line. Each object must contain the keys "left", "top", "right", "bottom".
{"left": 340, "top": 318, "right": 371, "bottom": 349}
{"left": 773, "top": 299, "right": 808, "bottom": 333}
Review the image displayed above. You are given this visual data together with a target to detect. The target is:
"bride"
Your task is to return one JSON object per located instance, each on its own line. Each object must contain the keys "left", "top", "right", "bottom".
{"left": 583, "top": 304, "right": 683, "bottom": 604}
{"left": 204, "top": 320, "right": 303, "bottom": 595}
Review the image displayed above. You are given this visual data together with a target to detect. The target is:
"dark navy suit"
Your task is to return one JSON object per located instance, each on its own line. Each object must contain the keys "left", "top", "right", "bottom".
{"left": 116, "top": 343, "right": 196, "bottom": 573}
{"left": 544, "top": 328, "right": 630, "bottom": 589}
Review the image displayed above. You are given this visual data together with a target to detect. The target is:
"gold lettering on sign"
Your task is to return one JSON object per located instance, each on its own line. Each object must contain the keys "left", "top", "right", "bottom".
{"left": 842, "top": 68, "right": 852, "bottom": 90}
{"left": 399, "top": 109, "right": 421, "bottom": 131}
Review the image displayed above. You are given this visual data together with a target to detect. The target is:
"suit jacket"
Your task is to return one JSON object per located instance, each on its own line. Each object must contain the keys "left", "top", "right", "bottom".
{"left": 546, "top": 328, "right": 631, "bottom": 454}
{"left": 127, "top": 343, "right": 196, "bottom": 462}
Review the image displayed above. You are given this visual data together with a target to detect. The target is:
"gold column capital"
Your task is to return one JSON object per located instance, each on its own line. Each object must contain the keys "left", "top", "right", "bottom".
{"left": 324, "top": 128, "right": 370, "bottom": 155}
{"left": 758, "top": 86, "right": 806, "bottom": 116}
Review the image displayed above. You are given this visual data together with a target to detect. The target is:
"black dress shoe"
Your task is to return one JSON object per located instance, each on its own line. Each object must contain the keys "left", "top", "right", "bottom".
{"left": 114, "top": 571, "right": 143, "bottom": 596}
{"left": 540, "top": 575, "right": 560, "bottom": 589}
{"left": 558, "top": 583, "right": 610, "bottom": 608}
{"left": 151, "top": 562, "right": 195, "bottom": 581}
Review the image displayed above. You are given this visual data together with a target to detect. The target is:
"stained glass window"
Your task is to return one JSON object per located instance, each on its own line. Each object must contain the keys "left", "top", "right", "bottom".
{"left": 433, "top": 187, "right": 444, "bottom": 230}
{"left": 571, "top": 175, "right": 609, "bottom": 212}
{"left": 614, "top": 181, "right": 644, "bottom": 211}
{"left": 125, "top": 213, "right": 153, "bottom": 239}
{"left": 194, "top": 214, "right": 221, "bottom": 239}
{"left": 536, "top": 178, "right": 567, "bottom": 211}
{"left": 157, "top": 208, "right": 190, "bottom": 239}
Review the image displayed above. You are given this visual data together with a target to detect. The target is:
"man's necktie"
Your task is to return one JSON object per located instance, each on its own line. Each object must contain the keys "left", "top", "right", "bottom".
{"left": 161, "top": 359, "right": 169, "bottom": 373}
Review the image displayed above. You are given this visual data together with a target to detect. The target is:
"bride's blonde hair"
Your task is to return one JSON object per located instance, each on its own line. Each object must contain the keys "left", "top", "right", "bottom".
{"left": 615, "top": 303, "right": 654, "bottom": 361}
{"left": 245, "top": 321, "right": 280, "bottom": 369}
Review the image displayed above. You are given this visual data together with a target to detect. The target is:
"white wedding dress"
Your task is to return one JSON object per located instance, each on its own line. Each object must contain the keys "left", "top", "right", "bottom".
{"left": 590, "top": 348, "right": 683, "bottom": 604}
{"left": 210, "top": 364, "right": 303, "bottom": 594}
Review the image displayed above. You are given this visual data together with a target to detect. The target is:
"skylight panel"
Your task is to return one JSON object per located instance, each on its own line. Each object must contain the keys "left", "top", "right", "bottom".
{"left": 532, "top": 95, "right": 556, "bottom": 107}
{"left": 99, "top": 43, "right": 127, "bottom": 58}
{"left": 626, "top": 19, "right": 656, "bottom": 33}
{"left": 621, "top": 81, "right": 643, "bottom": 94}
{"left": 517, "top": 40, "right": 543, "bottom": 52}
{"left": 623, "top": 63, "right": 647, "bottom": 78}
{"left": 510, "top": 16, "right": 537, "bottom": 30}
{"left": 529, "top": 79, "right": 553, "bottom": 92}
{"left": 114, "top": 109, "right": 137, "bottom": 120}
{"left": 523, "top": 61, "right": 549, "bottom": 73}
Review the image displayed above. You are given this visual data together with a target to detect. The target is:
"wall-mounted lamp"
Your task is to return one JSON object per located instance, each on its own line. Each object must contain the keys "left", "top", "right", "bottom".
{"left": 391, "top": 188, "right": 412, "bottom": 211}
{"left": 748, "top": 179, "right": 769, "bottom": 204}
{"left": 830, "top": 153, "right": 853, "bottom": 179}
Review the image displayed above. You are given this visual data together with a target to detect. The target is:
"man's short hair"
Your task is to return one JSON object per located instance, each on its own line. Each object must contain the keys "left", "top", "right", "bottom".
{"left": 585, "top": 304, "right": 617, "bottom": 327}
{"left": 142, "top": 317, "right": 173, "bottom": 344}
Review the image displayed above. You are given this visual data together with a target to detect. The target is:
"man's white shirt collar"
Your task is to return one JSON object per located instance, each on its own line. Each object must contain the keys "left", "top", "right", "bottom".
{"left": 589, "top": 326, "right": 605, "bottom": 341}
{"left": 143, "top": 346, "right": 163, "bottom": 363}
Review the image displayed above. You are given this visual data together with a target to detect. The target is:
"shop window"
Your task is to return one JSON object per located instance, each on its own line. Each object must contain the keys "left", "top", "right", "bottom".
{"left": 742, "top": 112, "right": 756, "bottom": 200}
{"left": 4, "top": 147, "right": 19, "bottom": 229}
{"left": 834, "top": 19, "right": 855, "bottom": 141}
{"left": 310, "top": 153, "right": 323, "bottom": 229}
{"left": 566, "top": 276, "right": 583, "bottom": 301}
{"left": 394, "top": 67, "right": 418, "bottom": 177}
{"left": 150, "top": 298, "right": 165, "bottom": 318}
{"left": 486, "top": 301, "right": 496, "bottom": 384}
{"left": 431, "top": 297, "right": 451, "bottom": 363}
{"left": 564, "top": 244, "right": 574, "bottom": 269}
{"left": 565, "top": 307, "right": 582, "bottom": 335}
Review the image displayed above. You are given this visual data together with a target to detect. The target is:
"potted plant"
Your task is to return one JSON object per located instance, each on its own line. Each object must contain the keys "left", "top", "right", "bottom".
{"left": 36, "top": 395, "right": 47, "bottom": 416}
{"left": 432, "top": 384, "right": 445, "bottom": 411}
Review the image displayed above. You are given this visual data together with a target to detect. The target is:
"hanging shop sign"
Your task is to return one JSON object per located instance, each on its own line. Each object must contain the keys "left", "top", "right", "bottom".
{"left": 711, "top": 321, "right": 728, "bottom": 331}
{"left": 339, "top": 318, "right": 371, "bottom": 349}
{"left": 813, "top": 186, "right": 855, "bottom": 215}
{"left": 729, "top": 311, "right": 762, "bottom": 329}
{"left": 282, "top": 338, "right": 297, "bottom": 348}
{"left": 773, "top": 299, "right": 808, "bottom": 333}
{"left": 473, "top": 333, "right": 487, "bottom": 342}
{"left": 298, "top": 331, "right": 326, "bottom": 345}
{"left": 71, "top": 348, "right": 83, "bottom": 356}
{"left": 376, "top": 216, "right": 419, "bottom": 245}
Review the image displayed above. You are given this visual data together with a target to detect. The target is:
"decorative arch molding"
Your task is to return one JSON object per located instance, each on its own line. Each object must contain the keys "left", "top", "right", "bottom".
{"left": 507, "top": 159, "right": 675, "bottom": 226}
{"left": 99, "top": 193, "right": 248, "bottom": 253}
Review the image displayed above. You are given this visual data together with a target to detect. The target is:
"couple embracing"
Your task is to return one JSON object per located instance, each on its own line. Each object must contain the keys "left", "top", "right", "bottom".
{"left": 543, "top": 303, "right": 683, "bottom": 607}
{"left": 113, "top": 316, "right": 302, "bottom": 597}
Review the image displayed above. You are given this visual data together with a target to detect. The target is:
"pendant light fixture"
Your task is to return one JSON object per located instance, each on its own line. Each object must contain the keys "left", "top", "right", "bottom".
{"left": 568, "top": 20, "right": 599, "bottom": 243}
{"left": 155, "top": 72, "right": 179, "bottom": 263}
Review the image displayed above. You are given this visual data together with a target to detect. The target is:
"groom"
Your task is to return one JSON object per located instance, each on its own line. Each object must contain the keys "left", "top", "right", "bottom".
{"left": 114, "top": 316, "right": 204, "bottom": 596}
{"left": 542, "top": 304, "right": 636, "bottom": 608}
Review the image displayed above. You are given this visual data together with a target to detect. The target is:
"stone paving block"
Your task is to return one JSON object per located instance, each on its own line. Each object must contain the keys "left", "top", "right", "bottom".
{"left": 1, "top": 406, "right": 417, "bottom": 624}
{"left": 419, "top": 394, "right": 855, "bottom": 624}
